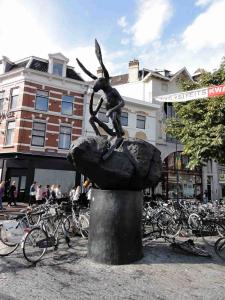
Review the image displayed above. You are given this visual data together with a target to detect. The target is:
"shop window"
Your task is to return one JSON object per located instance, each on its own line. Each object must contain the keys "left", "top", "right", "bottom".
{"left": 136, "top": 114, "right": 146, "bottom": 129}
{"left": 10, "top": 88, "right": 19, "bottom": 110}
{"left": 0, "top": 91, "right": 4, "bottom": 111}
{"left": 61, "top": 95, "right": 74, "bottom": 115}
{"left": 35, "top": 90, "right": 49, "bottom": 111}
{"left": 31, "top": 122, "right": 46, "bottom": 147}
{"left": 121, "top": 112, "right": 128, "bottom": 126}
{"left": 5, "top": 120, "right": 15, "bottom": 145}
{"left": 59, "top": 126, "right": 72, "bottom": 149}
{"left": 98, "top": 107, "right": 109, "bottom": 123}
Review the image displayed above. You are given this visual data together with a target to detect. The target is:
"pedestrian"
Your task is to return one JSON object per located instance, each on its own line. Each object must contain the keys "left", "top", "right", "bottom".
{"left": 0, "top": 181, "right": 5, "bottom": 210}
{"left": 69, "top": 185, "right": 81, "bottom": 202}
{"left": 36, "top": 184, "right": 44, "bottom": 205}
{"left": 29, "top": 181, "right": 37, "bottom": 206}
{"left": 55, "top": 184, "right": 62, "bottom": 200}
{"left": 8, "top": 181, "right": 17, "bottom": 207}
{"left": 45, "top": 184, "right": 51, "bottom": 201}
{"left": 50, "top": 184, "right": 56, "bottom": 201}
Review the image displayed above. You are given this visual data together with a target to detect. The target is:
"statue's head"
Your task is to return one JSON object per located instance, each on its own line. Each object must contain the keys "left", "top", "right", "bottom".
{"left": 93, "top": 77, "right": 109, "bottom": 92}
{"left": 76, "top": 39, "right": 110, "bottom": 93}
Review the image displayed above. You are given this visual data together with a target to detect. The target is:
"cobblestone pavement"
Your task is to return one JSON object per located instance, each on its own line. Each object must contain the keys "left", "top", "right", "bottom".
{"left": 1, "top": 236, "right": 225, "bottom": 300}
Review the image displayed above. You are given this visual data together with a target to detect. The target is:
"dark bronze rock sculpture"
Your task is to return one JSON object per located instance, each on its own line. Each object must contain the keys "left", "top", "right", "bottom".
{"left": 68, "top": 136, "right": 162, "bottom": 190}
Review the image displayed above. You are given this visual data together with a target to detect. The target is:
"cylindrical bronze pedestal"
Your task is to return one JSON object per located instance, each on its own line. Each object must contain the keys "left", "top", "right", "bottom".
{"left": 88, "top": 189, "right": 143, "bottom": 265}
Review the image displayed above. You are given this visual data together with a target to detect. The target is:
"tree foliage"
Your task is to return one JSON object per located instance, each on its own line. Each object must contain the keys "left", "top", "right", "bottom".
{"left": 166, "top": 63, "right": 225, "bottom": 169}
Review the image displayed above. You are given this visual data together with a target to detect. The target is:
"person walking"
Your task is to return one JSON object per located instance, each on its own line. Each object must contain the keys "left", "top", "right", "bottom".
{"left": 50, "top": 185, "right": 56, "bottom": 202}
{"left": 0, "top": 181, "right": 5, "bottom": 210}
{"left": 69, "top": 186, "right": 81, "bottom": 202}
{"left": 36, "top": 184, "right": 44, "bottom": 205}
{"left": 8, "top": 181, "right": 17, "bottom": 207}
{"left": 45, "top": 185, "right": 51, "bottom": 201}
{"left": 55, "top": 184, "right": 62, "bottom": 200}
{"left": 29, "top": 181, "right": 37, "bottom": 206}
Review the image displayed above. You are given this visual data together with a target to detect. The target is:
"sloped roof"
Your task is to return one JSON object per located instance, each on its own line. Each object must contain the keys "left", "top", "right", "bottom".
{"left": 1, "top": 56, "right": 84, "bottom": 82}
{"left": 30, "top": 59, "right": 48, "bottom": 72}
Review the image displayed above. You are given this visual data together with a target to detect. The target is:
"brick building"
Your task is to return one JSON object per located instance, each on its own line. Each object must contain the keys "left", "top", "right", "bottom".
{"left": 0, "top": 53, "right": 88, "bottom": 201}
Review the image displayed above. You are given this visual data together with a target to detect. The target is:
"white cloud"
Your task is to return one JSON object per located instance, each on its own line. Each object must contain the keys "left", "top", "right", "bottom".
{"left": 131, "top": 0, "right": 173, "bottom": 46}
{"left": 118, "top": 16, "right": 128, "bottom": 28}
{"left": 195, "top": 0, "right": 217, "bottom": 7}
{"left": 0, "top": 1, "right": 121, "bottom": 81}
{"left": 138, "top": 38, "right": 224, "bottom": 75}
{"left": 0, "top": 0, "right": 59, "bottom": 60}
{"left": 67, "top": 46, "right": 125, "bottom": 80}
{"left": 121, "top": 38, "right": 130, "bottom": 45}
{"left": 183, "top": 0, "right": 225, "bottom": 51}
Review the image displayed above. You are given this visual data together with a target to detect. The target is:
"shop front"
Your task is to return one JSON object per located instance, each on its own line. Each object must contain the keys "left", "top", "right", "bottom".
{"left": 0, "top": 153, "right": 78, "bottom": 203}
{"left": 162, "top": 152, "right": 202, "bottom": 201}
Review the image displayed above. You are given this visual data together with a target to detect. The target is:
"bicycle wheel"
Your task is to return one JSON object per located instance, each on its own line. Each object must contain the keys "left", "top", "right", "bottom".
{"left": 201, "top": 222, "right": 219, "bottom": 247}
{"left": 64, "top": 215, "right": 77, "bottom": 236}
{"left": 216, "top": 224, "right": 225, "bottom": 237}
{"left": 157, "top": 211, "right": 180, "bottom": 237}
{"left": 0, "top": 227, "right": 19, "bottom": 256}
{"left": 188, "top": 213, "right": 202, "bottom": 230}
{"left": 215, "top": 237, "right": 225, "bottom": 261}
{"left": 22, "top": 227, "right": 47, "bottom": 263}
{"left": 79, "top": 214, "right": 89, "bottom": 238}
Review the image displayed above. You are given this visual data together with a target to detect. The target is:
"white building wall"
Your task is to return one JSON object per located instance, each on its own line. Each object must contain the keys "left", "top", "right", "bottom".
{"left": 115, "top": 81, "right": 144, "bottom": 101}
{"left": 83, "top": 92, "right": 159, "bottom": 145}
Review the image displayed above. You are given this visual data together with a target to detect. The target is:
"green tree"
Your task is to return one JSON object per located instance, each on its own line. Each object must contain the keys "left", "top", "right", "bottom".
{"left": 166, "top": 63, "right": 225, "bottom": 169}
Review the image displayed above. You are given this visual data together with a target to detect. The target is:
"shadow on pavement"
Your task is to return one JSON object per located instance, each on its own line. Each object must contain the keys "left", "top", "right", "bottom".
{"left": 140, "top": 239, "right": 225, "bottom": 266}
{"left": 1, "top": 236, "right": 225, "bottom": 274}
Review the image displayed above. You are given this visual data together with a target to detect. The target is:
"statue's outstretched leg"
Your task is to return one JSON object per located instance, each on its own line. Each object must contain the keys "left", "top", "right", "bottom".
{"left": 89, "top": 116, "right": 101, "bottom": 136}
{"left": 101, "top": 112, "right": 125, "bottom": 160}
{"left": 89, "top": 116, "right": 115, "bottom": 137}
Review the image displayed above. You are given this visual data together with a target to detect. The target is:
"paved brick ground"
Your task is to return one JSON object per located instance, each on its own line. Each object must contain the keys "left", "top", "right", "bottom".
{"left": 0, "top": 236, "right": 225, "bottom": 300}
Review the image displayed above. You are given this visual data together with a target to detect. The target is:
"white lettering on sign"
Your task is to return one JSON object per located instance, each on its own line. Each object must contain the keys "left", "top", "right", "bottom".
{"left": 155, "top": 88, "right": 208, "bottom": 102}
{"left": 208, "top": 84, "right": 225, "bottom": 97}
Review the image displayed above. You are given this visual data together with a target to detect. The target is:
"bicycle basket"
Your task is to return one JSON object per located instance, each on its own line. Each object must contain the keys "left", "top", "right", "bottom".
{"left": 1, "top": 220, "right": 25, "bottom": 244}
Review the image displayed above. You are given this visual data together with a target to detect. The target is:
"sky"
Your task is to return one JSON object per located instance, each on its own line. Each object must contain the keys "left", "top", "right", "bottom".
{"left": 0, "top": 0, "right": 225, "bottom": 78}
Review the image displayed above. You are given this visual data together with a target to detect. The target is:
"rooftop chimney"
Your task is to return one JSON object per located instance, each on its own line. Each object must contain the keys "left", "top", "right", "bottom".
{"left": 128, "top": 59, "right": 139, "bottom": 82}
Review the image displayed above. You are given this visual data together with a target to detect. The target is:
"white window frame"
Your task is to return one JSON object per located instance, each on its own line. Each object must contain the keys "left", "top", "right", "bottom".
{"left": 5, "top": 120, "right": 15, "bottom": 145}
{"left": 58, "top": 126, "right": 72, "bottom": 150}
{"left": 35, "top": 90, "right": 49, "bottom": 112}
{"left": 10, "top": 88, "right": 19, "bottom": 110}
{"left": 136, "top": 114, "right": 146, "bottom": 129}
{"left": 61, "top": 95, "right": 74, "bottom": 115}
{"left": 31, "top": 121, "right": 46, "bottom": 147}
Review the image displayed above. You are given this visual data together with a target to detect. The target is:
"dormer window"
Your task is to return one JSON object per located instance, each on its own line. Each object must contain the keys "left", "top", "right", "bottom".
{"left": 53, "top": 61, "right": 63, "bottom": 76}
{"left": 48, "top": 53, "right": 69, "bottom": 77}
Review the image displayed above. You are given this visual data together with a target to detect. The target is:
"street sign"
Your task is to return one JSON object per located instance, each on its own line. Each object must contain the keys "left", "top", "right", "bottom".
{"left": 155, "top": 83, "right": 225, "bottom": 102}
{"left": 208, "top": 84, "right": 225, "bottom": 97}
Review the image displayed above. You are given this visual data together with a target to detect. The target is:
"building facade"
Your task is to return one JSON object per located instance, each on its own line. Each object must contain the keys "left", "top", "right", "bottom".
{"left": 0, "top": 54, "right": 88, "bottom": 201}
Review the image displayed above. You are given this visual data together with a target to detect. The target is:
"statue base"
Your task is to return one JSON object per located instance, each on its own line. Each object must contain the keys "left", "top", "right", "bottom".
{"left": 88, "top": 189, "right": 143, "bottom": 265}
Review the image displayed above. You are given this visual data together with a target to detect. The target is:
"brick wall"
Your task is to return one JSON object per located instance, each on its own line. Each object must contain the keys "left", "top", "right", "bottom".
{"left": 0, "top": 80, "right": 85, "bottom": 156}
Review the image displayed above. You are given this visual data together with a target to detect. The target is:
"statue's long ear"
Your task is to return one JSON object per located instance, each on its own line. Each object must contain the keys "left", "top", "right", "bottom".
{"left": 95, "top": 39, "right": 109, "bottom": 80}
{"left": 76, "top": 58, "right": 97, "bottom": 80}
